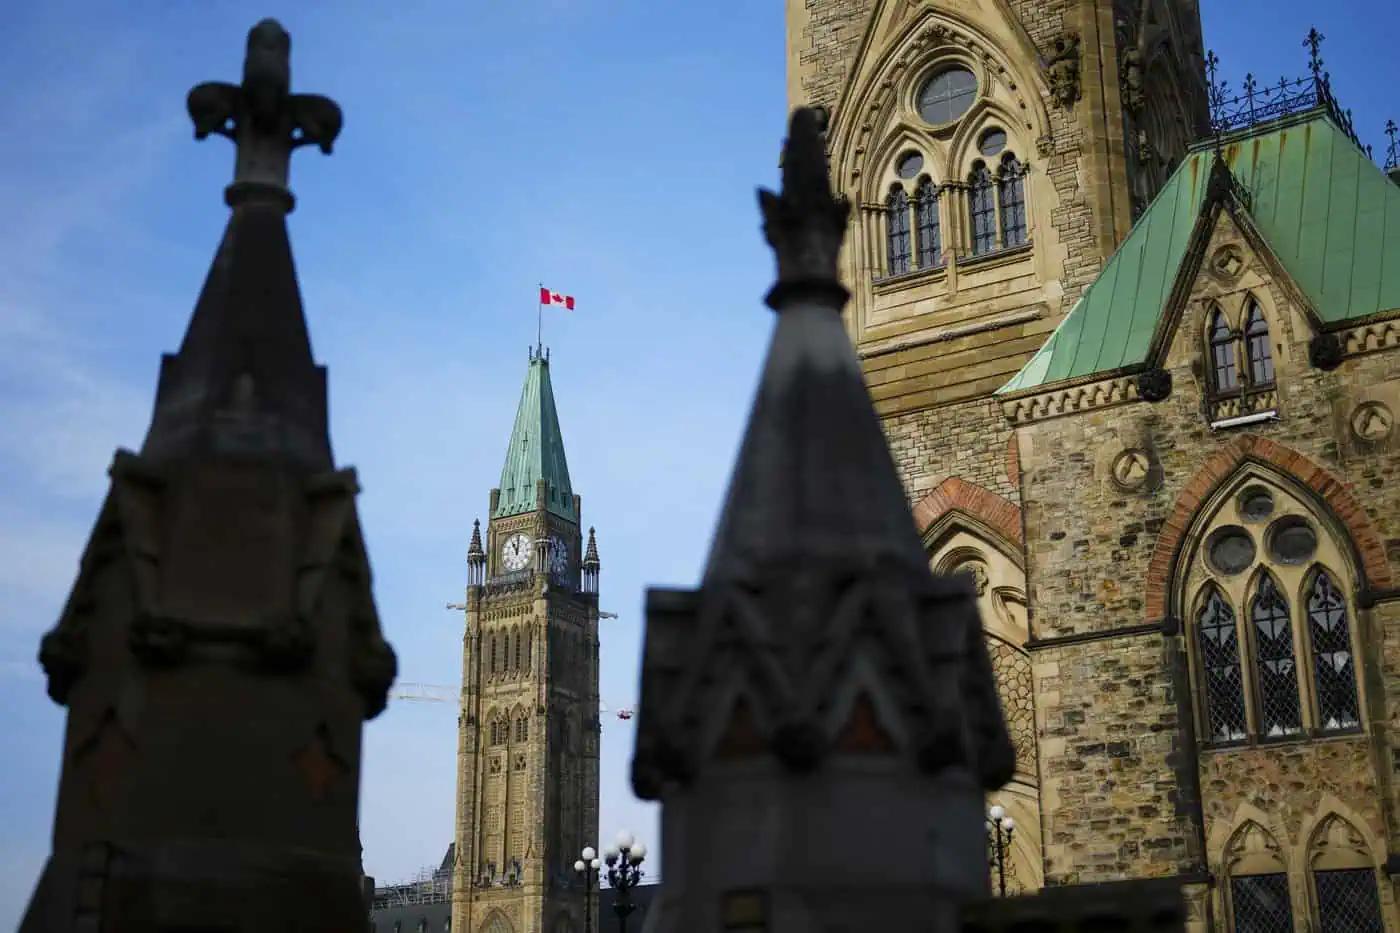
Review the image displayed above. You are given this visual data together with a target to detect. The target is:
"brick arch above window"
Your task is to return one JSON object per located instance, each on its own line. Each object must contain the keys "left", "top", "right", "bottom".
{"left": 911, "top": 476, "right": 1023, "bottom": 550}
{"left": 1145, "top": 436, "right": 1392, "bottom": 622}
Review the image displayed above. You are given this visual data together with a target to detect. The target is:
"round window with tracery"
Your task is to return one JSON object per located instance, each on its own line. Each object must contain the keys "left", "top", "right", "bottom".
{"left": 1206, "top": 526, "right": 1256, "bottom": 575}
{"left": 917, "top": 66, "right": 978, "bottom": 124}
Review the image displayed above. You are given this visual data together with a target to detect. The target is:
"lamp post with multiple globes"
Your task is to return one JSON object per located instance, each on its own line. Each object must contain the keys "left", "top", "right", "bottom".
{"left": 602, "top": 830, "right": 647, "bottom": 933}
{"left": 987, "top": 804, "right": 1016, "bottom": 897}
{"left": 573, "top": 846, "right": 601, "bottom": 933}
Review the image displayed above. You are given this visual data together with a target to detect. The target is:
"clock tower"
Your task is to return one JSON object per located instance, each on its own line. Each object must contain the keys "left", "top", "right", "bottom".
{"left": 451, "top": 346, "right": 601, "bottom": 933}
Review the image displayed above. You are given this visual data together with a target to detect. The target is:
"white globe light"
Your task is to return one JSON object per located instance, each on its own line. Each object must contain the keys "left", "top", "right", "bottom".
{"left": 616, "top": 830, "right": 635, "bottom": 850}
{"left": 631, "top": 841, "right": 647, "bottom": 860}
{"left": 1003, "top": 817, "right": 1015, "bottom": 831}
{"left": 590, "top": 858, "right": 601, "bottom": 870}
{"left": 574, "top": 860, "right": 586, "bottom": 872}
{"left": 988, "top": 804, "right": 1006, "bottom": 821}
{"left": 582, "top": 846, "right": 597, "bottom": 861}
{"left": 604, "top": 846, "right": 619, "bottom": 864}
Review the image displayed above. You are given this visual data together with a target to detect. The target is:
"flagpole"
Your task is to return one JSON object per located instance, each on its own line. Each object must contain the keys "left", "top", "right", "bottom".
{"left": 537, "top": 282, "right": 543, "bottom": 355}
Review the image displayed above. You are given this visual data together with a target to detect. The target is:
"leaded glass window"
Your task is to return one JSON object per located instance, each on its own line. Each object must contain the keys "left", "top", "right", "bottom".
{"left": 998, "top": 155, "right": 1027, "bottom": 248}
{"left": 1307, "top": 572, "right": 1360, "bottom": 732}
{"left": 969, "top": 163, "right": 996, "bottom": 255}
{"left": 1230, "top": 874, "right": 1294, "bottom": 932}
{"left": 1250, "top": 574, "right": 1302, "bottom": 737}
{"left": 917, "top": 67, "right": 978, "bottom": 124}
{"left": 914, "top": 178, "right": 942, "bottom": 268}
{"left": 515, "top": 716, "right": 528, "bottom": 743}
{"left": 1245, "top": 302, "right": 1274, "bottom": 386}
{"left": 886, "top": 187, "right": 912, "bottom": 275}
{"left": 1210, "top": 309, "right": 1239, "bottom": 392}
{"left": 1197, "top": 587, "right": 1248, "bottom": 742}
{"left": 1315, "top": 868, "right": 1383, "bottom": 933}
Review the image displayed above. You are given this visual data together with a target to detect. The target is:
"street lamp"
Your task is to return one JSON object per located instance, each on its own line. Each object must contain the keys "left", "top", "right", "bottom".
{"left": 987, "top": 804, "right": 1015, "bottom": 897}
{"left": 603, "top": 830, "right": 647, "bottom": 933}
{"left": 573, "top": 845, "right": 601, "bottom": 933}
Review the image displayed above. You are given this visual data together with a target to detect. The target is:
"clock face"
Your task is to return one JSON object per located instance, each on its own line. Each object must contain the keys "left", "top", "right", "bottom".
{"left": 501, "top": 533, "right": 532, "bottom": 571}
{"left": 549, "top": 536, "right": 569, "bottom": 575}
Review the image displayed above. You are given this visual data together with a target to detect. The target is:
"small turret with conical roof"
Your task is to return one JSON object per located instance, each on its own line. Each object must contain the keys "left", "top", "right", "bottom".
{"left": 581, "top": 526, "right": 600, "bottom": 594}
{"left": 467, "top": 519, "right": 486, "bottom": 587}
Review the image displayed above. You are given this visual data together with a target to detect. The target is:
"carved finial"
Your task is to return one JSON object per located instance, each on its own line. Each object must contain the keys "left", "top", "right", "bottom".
{"left": 757, "top": 107, "right": 851, "bottom": 310}
{"left": 1304, "top": 27, "right": 1326, "bottom": 84}
{"left": 468, "top": 519, "right": 485, "bottom": 559}
{"left": 583, "top": 526, "right": 600, "bottom": 567}
{"left": 187, "top": 19, "right": 342, "bottom": 211}
{"left": 1384, "top": 119, "right": 1399, "bottom": 171}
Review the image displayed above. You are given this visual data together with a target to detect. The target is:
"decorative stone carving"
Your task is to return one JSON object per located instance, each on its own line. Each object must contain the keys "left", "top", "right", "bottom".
{"left": 1310, "top": 332, "right": 1344, "bottom": 370}
{"left": 1045, "top": 34, "right": 1082, "bottom": 107}
{"left": 1211, "top": 244, "right": 1245, "bottom": 280}
{"left": 955, "top": 560, "right": 991, "bottom": 596}
{"left": 1137, "top": 367, "right": 1173, "bottom": 402}
{"left": 1121, "top": 47, "right": 1145, "bottom": 112}
{"left": 987, "top": 639, "right": 1035, "bottom": 775}
{"left": 1351, "top": 401, "right": 1394, "bottom": 441}
{"left": 1111, "top": 449, "right": 1153, "bottom": 491}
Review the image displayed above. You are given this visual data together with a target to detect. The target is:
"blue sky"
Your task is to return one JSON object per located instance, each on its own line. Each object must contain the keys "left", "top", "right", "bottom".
{"left": 0, "top": 0, "right": 1395, "bottom": 925}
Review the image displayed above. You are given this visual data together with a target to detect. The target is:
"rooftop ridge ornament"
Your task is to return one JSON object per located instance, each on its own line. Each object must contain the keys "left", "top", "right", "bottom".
{"left": 1384, "top": 119, "right": 1398, "bottom": 172}
{"left": 758, "top": 107, "right": 850, "bottom": 310}
{"left": 187, "top": 18, "right": 343, "bottom": 212}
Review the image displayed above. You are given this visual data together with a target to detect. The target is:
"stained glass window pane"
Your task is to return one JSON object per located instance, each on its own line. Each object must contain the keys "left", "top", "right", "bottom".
{"left": 998, "top": 157, "right": 1027, "bottom": 248}
{"left": 1307, "top": 573, "right": 1361, "bottom": 732}
{"left": 886, "top": 188, "right": 912, "bottom": 275}
{"left": 917, "top": 67, "right": 978, "bottom": 124}
{"left": 1211, "top": 310, "right": 1239, "bottom": 392}
{"left": 969, "top": 164, "right": 996, "bottom": 255}
{"left": 1246, "top": 303, "right": 1275, "bottom": 386}
{"left": 1231, "top": 874, "right": 1294, "bottom": 932}
{"left": 1251, "top": 575, "right": 1302, "bottom": 737}
{"left": 915, "top": 178, "right": 942, "bottom": 269}
{"left": 1316, "top": 868, "right": 1383, "bottom": 933}
{"left": 897, "top": 151, "right": 924, "bottom": 179}
{"left": 1197, "top": 588, "right": 1248, "bottom": 742}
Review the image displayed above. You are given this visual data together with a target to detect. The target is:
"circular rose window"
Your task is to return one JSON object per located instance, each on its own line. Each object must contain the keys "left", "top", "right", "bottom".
{"left": 917, "top": 66, "right": 978, "bottom": 124}
{"left": 1268, "top": 517, "right": 1318, "bottom": 564}
{"left": 1238, "top": 486, "right": 1275, "bottom": 522}
{"left": 1207, "top": 527, "right": 1256, "bottom": 575}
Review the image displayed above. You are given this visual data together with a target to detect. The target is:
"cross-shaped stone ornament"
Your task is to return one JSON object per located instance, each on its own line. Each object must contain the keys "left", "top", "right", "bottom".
{"left": 187, "top": 18, "right": 342, "bottom": 211}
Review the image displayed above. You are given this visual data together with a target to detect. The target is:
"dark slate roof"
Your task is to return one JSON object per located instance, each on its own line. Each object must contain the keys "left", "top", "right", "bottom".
{"left": 999, "top": 110, "right": 1400, "bottom": 395}
{"left": 494, "top": 350, "right": 576, "bottom": 522}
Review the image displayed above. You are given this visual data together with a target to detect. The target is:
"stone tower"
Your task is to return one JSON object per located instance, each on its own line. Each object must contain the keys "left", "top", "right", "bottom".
{"left": 22, "top": 20, "right": 395, "bottom": 932}
{"left": 452, "top": 348, "right": 600, "bottom": 933}
{"left": 785, "top": 0, "right": 1207, "bottom": 892}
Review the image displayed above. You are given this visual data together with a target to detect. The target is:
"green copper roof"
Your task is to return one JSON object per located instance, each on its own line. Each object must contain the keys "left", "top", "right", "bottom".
{"left": 999, "top": 112, "right": 1400, "bottom": 395}
{"left": 494, "top": 351, "right": 575, "bottom": 521}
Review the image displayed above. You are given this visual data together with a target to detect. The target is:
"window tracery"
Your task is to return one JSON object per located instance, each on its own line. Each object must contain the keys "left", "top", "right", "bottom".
{"left": 997, "top": 155, "right": 1027, "bottom": 248}
{"left": 914, "top": 177, "right": 942, "bottom": 269}
{"left": 885, "top": 185, "right": 912, "bottom": 275}
{"left": 1182, "top": 474, "right": 1364, "bottom": 747}
{"left": 1223, "top": 822, "right": 1293, "bottom": 932}
{"left": 1308, "top": 815, "right": 1383, "bottom": 932}
{"left": 968, "top": 161, "right": 997, "bottom": 256}
{"left": 1205, "top": 297, "right": 1277, "bottom": 421}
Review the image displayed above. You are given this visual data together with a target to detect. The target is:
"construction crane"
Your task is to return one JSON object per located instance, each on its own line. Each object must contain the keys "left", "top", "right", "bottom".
{"left": 387, "top": 683, "right": 635, "bottom": 723}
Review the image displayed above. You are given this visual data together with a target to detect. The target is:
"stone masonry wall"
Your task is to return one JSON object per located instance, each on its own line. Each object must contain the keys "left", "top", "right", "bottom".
{"left": 883, "top": 394, "right": 1020, "bottom": 507}
{"left": 795, "top": 0, "right": 875, "bottom": 112}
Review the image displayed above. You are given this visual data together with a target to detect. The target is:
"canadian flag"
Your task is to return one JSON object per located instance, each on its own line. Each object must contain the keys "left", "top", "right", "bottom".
{"left": 539, "top": 287, "right": 575, "bottom": 310}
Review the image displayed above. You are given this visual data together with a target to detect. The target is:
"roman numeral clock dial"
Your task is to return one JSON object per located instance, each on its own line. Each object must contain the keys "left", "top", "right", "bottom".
{"left": 501, "top": 532, "right": 532, "bottom": 571}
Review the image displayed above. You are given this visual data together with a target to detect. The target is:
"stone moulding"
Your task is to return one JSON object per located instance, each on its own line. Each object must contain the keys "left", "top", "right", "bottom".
{"left": 858, "top": 306, "right": 1046, "bottom": 360}
{"left": 1339, "top": 314, "right": 1400, "bottom": 357}
{"left": 999, "top": 373, "right": 1140, "bottom": 425}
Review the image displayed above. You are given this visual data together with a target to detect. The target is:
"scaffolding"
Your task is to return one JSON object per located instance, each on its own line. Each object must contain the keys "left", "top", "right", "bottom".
{"left": 372, "top": 864, "right": 453, "bottom": 909}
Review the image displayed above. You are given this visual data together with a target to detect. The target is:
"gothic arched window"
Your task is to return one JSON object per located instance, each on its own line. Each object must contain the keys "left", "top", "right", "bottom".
{"left": 997, "top": 155, "right": 1027, "bottom": 248}
{"left": 515, "top": 714, "right": 529, "bottom": 743}
{"left": 886, "top": 186, "right": 912, "bottom": 275}
{"left": 490, "top": 632, "right": 500, "bottom": 673}
{"left": 1196, "top": 585, "right": 1248, "bottom": 742}
{"left": 914, "top": 177, "right": 942, "bottom": 269}
{"left": 1249, "top": 572, "right": 1302, "bottom": 737}
{"left": 1309, "top": 815, "right": 1383, "bottom": 931}
{"left": 1224, "top": 822, "right": 1294, "bottom": 932}
{"left": 1244, "top": 301, "right": 1274, "bottom": 386}
{"left": 513, "top": 628, "right": 523, "bottom": 671}
{"left": 1306, "top": 570, "right": 1361, "bottom": 732}
{"left": 1209, "top": 308, "right": 1239, "bottom": 393}
{"left": 968, "top": 162, "right": 996, "bottom": 255}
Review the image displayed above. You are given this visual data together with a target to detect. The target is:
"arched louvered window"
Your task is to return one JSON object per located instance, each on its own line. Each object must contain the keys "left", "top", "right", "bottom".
{"left": 1306, "top": 571, "right": 1361, "bottom": 732}
{"left": 997, "top": 155, "right": 1027, "bottom": 248}
{"left": 490, "top": 633, "right": 499, "bottom": 673}
{"left": 514, "top": 629, "right": 523, "bottom": 671}
{"left": 886, "top": 186, "right": 912, "bottom": 275}
{"left": 1197, "top": 586, "right": 1247, "bottom": 742}
{"left": 1209, "top": 308, "right": 1239, "bottom": 392}
{"left": 1244, "top": 301, "right": 1274, "bottom": 386}
{"left": 1250, "top": 573, "right": 1302, "bottom": 737}
{"left": 968, "top": 162, "right": 996, "bottom": 255}
{"left": 914, "top": 177, "right": 942, "bottom": 269}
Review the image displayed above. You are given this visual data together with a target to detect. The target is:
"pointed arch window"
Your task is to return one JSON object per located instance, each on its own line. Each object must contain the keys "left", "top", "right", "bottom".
{"left": 1197, "top": 586, "right": 1248, "bottom": 742}
{"left": 914, "top": 177, "right": 942, "bottom": 269}
{"left": 514, "top": 715, "right": 529, "bottom": 743}
{"left": 1306, "top": 571, "right": 1361, "bottom": 732}
{"left": 1230, "top": 874, "right": 1294, "bottom": 932}
{"left": 997, "top": 155, "right": 1027, "bottom": 248}
{"left": 1250, "top": 573, "right": 1302, "bottom": 737}
{"left": 490, "top": 633, "right": 500, "bottom": 673}
{"left": 1209, "top": 308, "right": 1240, "bottom": 393}
{"left": 886, "top": 186, "right": 912, "bottom": 275}
{"left": 513, "top": 629, "right": 523, "bottom": 671}
{"left": 968, "top": 162, "right": 996, "bottom": 255}
{"left": 1245, "top": 301, "right": 1275, "bottom": 386}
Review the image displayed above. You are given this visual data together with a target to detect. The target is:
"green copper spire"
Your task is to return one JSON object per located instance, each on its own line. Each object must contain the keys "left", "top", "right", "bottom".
{"left": 494, "top": 348, "right": 576, "bottom": 522}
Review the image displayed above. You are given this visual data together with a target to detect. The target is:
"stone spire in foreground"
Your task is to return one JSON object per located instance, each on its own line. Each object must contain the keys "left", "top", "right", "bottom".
{"left": 23, "top": 20, "right": 394, "bottom": 933}
{"left": 631, "top": 108, "right": 1014, "bottom": 932}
